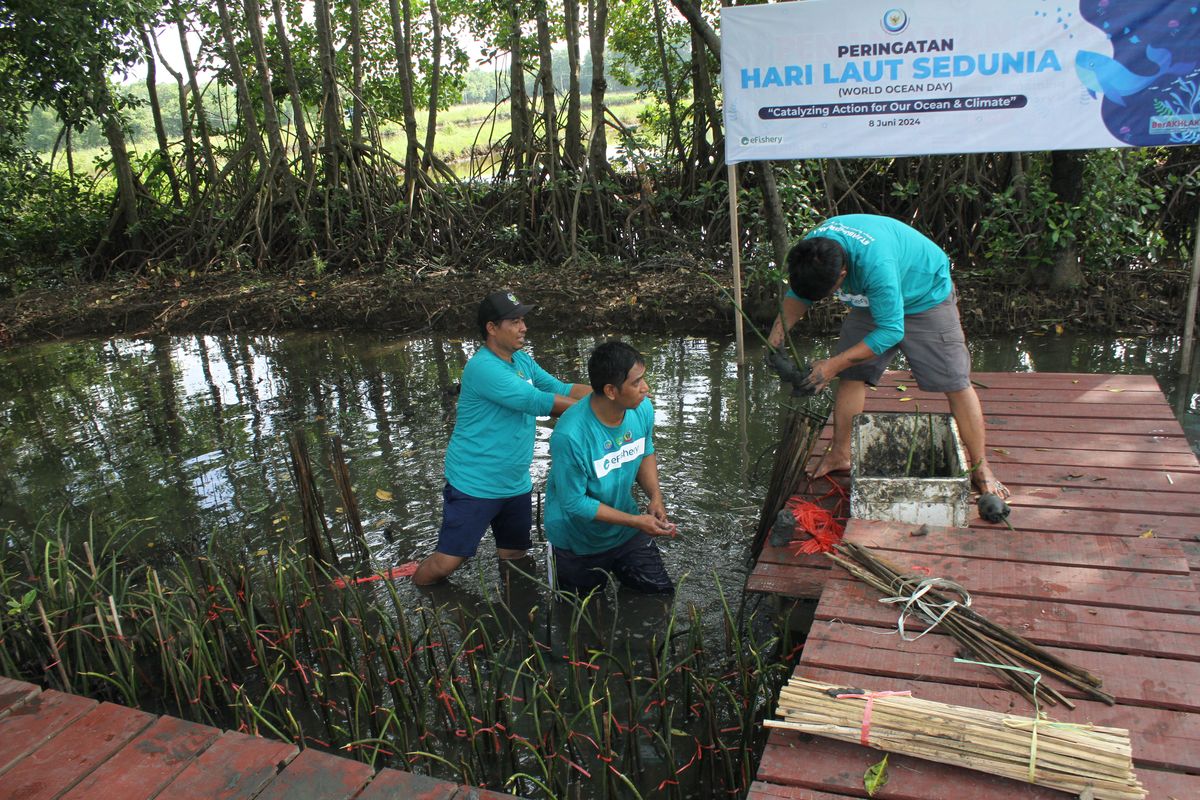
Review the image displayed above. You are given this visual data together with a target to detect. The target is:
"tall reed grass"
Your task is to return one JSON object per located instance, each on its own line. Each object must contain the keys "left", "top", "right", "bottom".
{"left": 1, "top": 515, "right": 789, "bottom": 799}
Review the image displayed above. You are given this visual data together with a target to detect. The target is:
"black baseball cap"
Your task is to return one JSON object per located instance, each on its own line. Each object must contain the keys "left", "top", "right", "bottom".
{"left": 478, "top": 290, "right": 536, "bottom": 329}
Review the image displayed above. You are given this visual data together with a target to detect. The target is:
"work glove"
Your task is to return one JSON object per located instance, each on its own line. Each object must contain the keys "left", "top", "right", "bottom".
{"left": 977, "top": 492, "right": 1011, "bottom": 524}
{"left": 766, "top": 347, "right": 817, "bottom": 396}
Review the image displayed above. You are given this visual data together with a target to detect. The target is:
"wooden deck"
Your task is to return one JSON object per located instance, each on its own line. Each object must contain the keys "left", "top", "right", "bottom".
{"left": 747, "top": 371, "right": 1200, "bottom": 800}
{"left": 0, "top": 676, "right": 513, "bottom": 800}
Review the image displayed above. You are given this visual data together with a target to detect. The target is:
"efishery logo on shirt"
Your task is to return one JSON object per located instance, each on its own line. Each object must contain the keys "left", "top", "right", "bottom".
{"left": 593, "top": 437, "right": 646, "bottom": 478}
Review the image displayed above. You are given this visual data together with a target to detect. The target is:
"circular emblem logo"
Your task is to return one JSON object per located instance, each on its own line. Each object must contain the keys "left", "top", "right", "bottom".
{"left": 623, "top": 431, "right": 633, "bottom": 443}
{"left": 881, "top": 8, "right": 908, "bottom": 35}
{"left": 740, "top": 136, "right": 749, "bottom": 146}
{"left": 507, "top": 292, "right": 519, "bottom": 304}
{"left": 603, "top": 439, "right": 614, "bottom": 451}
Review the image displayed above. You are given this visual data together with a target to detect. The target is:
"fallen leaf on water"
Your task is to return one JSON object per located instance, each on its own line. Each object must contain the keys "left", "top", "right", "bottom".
{"left": 1054, "top": 323, "right": 1064, "bottom": 335}
{"left": 375, "top": 489, "right": 394, "bottom": 501}
{"left": 254, "top": 549, "right": 269, "bottom": 557}
{"left": 335, "top": 506, "right": 344, "bottom": 513}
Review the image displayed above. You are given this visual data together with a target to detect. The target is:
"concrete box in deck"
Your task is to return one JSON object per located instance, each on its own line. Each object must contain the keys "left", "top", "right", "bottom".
{"left": 850, "top": 412, "right": 971, "bottom": 527}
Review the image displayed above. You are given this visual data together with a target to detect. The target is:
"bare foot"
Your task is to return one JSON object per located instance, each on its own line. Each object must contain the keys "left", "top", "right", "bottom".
{"left": 810, "top": 447, "right": 852, "bottom": 480}
{"left": 972, "top": 465, "right": 1010, "bottom": 499}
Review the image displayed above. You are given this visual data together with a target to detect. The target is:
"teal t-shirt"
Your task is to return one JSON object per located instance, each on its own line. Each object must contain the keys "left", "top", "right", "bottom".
{"left": 444, "top": 347, "right": 571, "bottom": 498}
{"left": 544, "top": 397, "right": 656, "bottom": 555}
{"left": 786, "top": 214, "right": 952, "bottom": 354}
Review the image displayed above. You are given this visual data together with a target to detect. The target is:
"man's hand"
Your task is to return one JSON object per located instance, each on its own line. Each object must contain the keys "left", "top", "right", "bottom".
{"left": 635, "top": 510, "right": 677, "bottom": 537}
{"left": 802, "top": 359, "right": 839, "bottom": 393}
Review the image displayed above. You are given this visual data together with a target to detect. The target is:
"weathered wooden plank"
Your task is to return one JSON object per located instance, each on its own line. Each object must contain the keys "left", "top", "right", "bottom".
{"left": 877, "top": 371, "right": 1164, "bottom": 392}
{"left": 970, "top": 462, "right": 1200, "bottom": 494}
{"left": 758, "top": 728, "right": 1070, "bottom": 799}
{"left": 1003, "top": 484, "right": 1199, "bottom": 519}
{"left": 0, "top": 677, "right": 40, "bottom": 719}
{"left": 794, "top": 665, "right": 1200, "bottom": 774}
{"left": 354, "top": 768, "right": 459, "bottom": 800}
{"left": 865, "top": 396, "right": 1180, "bottom": 420}
{"left": 155, "top": 730, "right": 297, "bottom": 800}
{"left": 802, "top": 620, "right": 1200, "bottom": 712}
{"left": 984, "top": 443, "right": 1200, "bottom": 471}
{"left": 453, "top": 786, "right": 520, "bottom": 798}
{"left": 748, "top": 780, "right": 866, "bottom": 800}
{"left": 842, "top": 519, "right": 1192, "bottom": 574}
{"left": 815, "top": 578, "right": 1200, "bottom": 661}
{"left": 254, "top": 747, "right": 374, "bottom": 800}
{"left": 0, "top": 690, "right": 96, "bottom": 775}
{"left": 746, "top": 563, "right": 828, "bottom": 600}
{"left": 60, "top": 714, "right": 219, "bottom": 800}
{"left": 1138, "top": 766, "right": 1200, "bottom": 800}
{"left": 0, "top": 702, "right": 154, "bottom": 800}
{"left": 967, "top": 506, "right": 1198, "bottom": 540}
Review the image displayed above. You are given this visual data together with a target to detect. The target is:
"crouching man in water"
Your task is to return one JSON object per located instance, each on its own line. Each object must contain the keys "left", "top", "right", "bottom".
{"left": 544, "top": 341, "right": 677, "bottom": 595}
{"left": 768, "top": 214, "right": 1009, "bottom": 499}
{"left": 413, "top": 290, "right": 591, "bottom": 586}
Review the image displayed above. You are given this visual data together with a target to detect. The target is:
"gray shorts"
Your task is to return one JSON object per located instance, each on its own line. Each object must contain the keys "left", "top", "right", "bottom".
{"left": 834, "top": 288, "right": 970, "bottom": 392}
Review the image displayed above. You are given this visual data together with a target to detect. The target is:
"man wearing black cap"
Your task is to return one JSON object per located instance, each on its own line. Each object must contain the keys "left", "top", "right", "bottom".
{"left": 413, "top": 290, "right": 591, "bottom": 585}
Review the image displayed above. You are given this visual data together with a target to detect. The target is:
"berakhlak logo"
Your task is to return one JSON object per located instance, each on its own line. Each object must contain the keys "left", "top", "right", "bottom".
{"left": 882, "top": 8, "right": 908, "bottom": 35}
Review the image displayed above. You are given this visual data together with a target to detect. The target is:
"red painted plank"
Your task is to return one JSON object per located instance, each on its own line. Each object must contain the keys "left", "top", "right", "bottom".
{"left": 815, "top": 578, "right": 1200, "bottom": 661}
{"left": 0, "top": 691, "right": 96, "bottom": 775}
{"left": 973, "top": 462, "right": 1200, "bottom": 494}
{"left": 966, "top": 506, "right": 1198, "bottom": 540}
{"left": 875, "top": 428, "right": 1196, "bottom": 457}
{"left": 794, "top": 665, "right": 1200, "bottom": 773}
{"left": 748, "top": 781, "right": 866, "bottom": 799}
{"left": 0, "top": 677, "right": 39, "bottom": 719}
{"left": 1139, "top": 766, "right": 1200, "bottom": 800}
{"left": 60, "top": 713, "right": 219, "bottom": 800}
{"left": 746, "top": 563, "right": 828, "bottom": 600}
{"left": 0, "top": 702, "right": 154, "bottom": 800}
{"left": 354, "top": 767, "right": 459, "bottom": 800}
{"left": 453, "top": 786, "right": 520, "bottom": 798}
{"left": 984, "top": 443, "right": 1200, "bottom": 472}
{"left": 155, "top": 730, "right": 297, "bottom": 800}
{"left": 842, "top": 520, "right": 1192, "bottom": 574}
{"left": 877, "top": 371, "right": 1164, "bottom": 392}
{"left": 869, "top": 396, "right": 1180, "bottom": 421}
{"left": 801, "top": 620, "right": 1200, "bottom": 712}
{"left": 254, "top": 747, "right": 374, "bottom": 800}
{"left": 758, "top": 728, "right": 1071, "bottom": 799}
{"left": 1003, "top": 484, "right": 1199, "bottom": 519}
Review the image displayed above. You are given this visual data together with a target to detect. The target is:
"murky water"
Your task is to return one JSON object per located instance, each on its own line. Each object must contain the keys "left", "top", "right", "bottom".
{"left": 1, "top": 330, "right": 1197, "bottom": 624}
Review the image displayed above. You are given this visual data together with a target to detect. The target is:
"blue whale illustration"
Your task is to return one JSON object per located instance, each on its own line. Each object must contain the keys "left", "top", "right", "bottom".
{"left": 1075, "top": 45, "right": 1195, "bottom": 106}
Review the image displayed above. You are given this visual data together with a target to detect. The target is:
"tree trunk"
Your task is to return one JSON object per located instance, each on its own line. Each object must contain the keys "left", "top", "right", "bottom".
{"left": 509, "top": 4, "right": 531, "bottom": 174}
{"left": 563, "top": 0, "right": 582, "bottom": 170}
{"left": 388, "top": 0, "right": 421, "bottom": 194}
{"left": 270, "top": 0, "right": 315, "bottom": 183}
{"left": 535, "top": 0, "right": 558, "bottom": 179}
{"left": 758, "top": 161, "right": 790, "bottom": 272}
{"left": 314, "top": 0, "right": 343, "bottom": 190}
{"left": 652, "top": 0, "right": 686, "bottom": 165}
{"left": 1048, "top": 150, "right": 1087, "bottom": 291}
{"left": 669, "top": 0, "right": 720, "bottom": 58}
{"left": 215, "top": 0, "right": 268, "bottom": 172}
{"left": 242, "top": 0, "right": 288, "bottom": 167}
{"left": 175, "top": 8, "right": 218, "bottom": 185}
{"left": 587, "top": 0, "right": 608, "bottom": 177}
{"left": 349, "top": 0, "right": 364, "bottom": 148}
{"left": 147, "top": 26, "right": 198, "bottom": 200}
{"left": 140, "top": 26, "right": 182, "bottom": 207}
{"left": 421, "top": 0, "right": 443, "bottom": 171}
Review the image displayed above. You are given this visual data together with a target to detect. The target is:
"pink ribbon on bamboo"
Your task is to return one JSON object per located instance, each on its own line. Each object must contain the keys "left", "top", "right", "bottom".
{"left": 835, "top": 690, "right": 913, "bottom": 746}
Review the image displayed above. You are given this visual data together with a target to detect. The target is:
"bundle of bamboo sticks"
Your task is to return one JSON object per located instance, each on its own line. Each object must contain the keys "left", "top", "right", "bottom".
{"left": 767, "top": 675, "right": 1145, "bottom": 799}
{"left": 829, "top": 541, "right": 1116, "bottom": 709}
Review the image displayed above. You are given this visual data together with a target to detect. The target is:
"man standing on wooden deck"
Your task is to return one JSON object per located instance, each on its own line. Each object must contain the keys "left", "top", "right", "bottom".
{"left": 767, "top": 214, "right": 1009, "bottom": 499}
{"left": 543, "top": 341, "right": 676, "bottom": 594}
{"left": 413, "top": 290, "right": 592, "bottom": 586}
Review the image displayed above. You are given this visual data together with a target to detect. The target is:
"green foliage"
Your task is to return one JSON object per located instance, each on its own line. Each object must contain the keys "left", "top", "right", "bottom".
{"left": 0, "top": 151, "right": 108, "bottom": 296}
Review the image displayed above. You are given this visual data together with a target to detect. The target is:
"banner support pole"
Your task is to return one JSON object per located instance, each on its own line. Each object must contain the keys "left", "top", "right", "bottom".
{"left": 728, "top": 163, "right": 746, "bottom": 365}
{"left": 1181, "top": 207, "right": 1200, "bottom": 374}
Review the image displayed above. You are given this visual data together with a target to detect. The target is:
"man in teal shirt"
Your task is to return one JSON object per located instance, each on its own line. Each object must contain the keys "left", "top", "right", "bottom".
{"left": 413, "top": 290, "right": 591, "bottom": 585}
{"left": 768, "top": 214, "right": 1007, "bottom": 499}
{"left": 544, "top": 341, "right": 676, "bottom": 594}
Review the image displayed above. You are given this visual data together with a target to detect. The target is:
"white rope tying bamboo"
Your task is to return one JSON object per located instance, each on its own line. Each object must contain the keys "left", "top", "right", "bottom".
{"left": 766, "top": 675, "right": 1145, "bottom": 800}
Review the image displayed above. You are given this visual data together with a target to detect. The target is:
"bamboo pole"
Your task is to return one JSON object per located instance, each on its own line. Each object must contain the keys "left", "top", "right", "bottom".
{"left": 1181, "top": 206, "right": 1200, "bottom": 374}
{"left": 727, "top": 163, "right": 746, "bottom": 365}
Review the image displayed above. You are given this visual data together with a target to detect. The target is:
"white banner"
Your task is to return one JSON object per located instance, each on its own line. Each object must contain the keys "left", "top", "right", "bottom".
{"left": 721, "top": 0, "right": 1200, "bottom": 162}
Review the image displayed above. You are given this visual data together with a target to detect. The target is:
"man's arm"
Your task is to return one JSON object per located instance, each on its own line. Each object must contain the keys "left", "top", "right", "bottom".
{"left": 768, "top": 294, "right": 810, "bottom": 348}
{"left": 549, "top": 384, "right": 592, "bottom": 417}
{"left": 635, "top": 453, "right": 669, "bottom": 522}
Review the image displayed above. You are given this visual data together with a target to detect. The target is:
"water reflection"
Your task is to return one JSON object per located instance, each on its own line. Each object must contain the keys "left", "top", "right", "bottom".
{"left": 1, "top": 330, "right": 1197, "bottom": 616}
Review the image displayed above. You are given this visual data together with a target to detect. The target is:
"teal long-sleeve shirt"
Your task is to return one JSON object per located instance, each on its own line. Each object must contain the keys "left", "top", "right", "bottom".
{"left": 787, "top": 214, "right": 952, "bottom": 354}
{"left": 444, "top": 347, "right": 571, "bottom": 498}
{"left": 544, "top": 397, "right": 656, "bottom": 555}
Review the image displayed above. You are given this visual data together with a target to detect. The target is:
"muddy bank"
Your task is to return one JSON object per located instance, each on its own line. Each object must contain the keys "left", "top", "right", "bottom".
{"left": 0, "top": 256, "right": 1190, "bottom": 347}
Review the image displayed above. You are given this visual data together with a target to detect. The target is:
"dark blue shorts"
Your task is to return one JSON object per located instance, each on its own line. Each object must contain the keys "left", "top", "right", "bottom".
{"left": 552, "top": 533, "right": 674, "bottom": 594}
{"left": 435, "top": 483, "right": 533, "bottom": 558}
